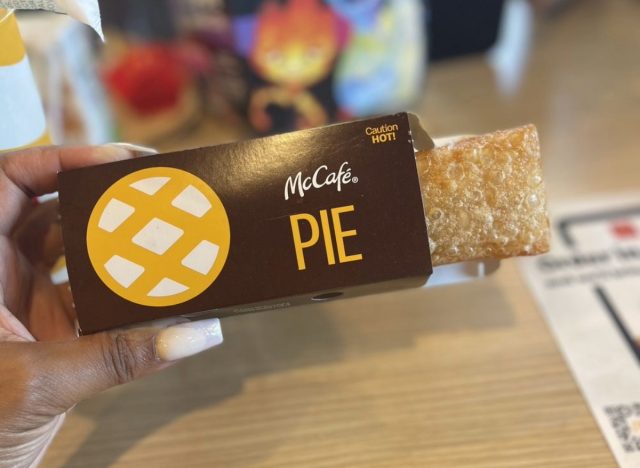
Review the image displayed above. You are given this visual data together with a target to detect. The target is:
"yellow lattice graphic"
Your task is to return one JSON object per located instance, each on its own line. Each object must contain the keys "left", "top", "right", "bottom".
{"left": 87, "top": 167, "right": 230, "bottom": 307}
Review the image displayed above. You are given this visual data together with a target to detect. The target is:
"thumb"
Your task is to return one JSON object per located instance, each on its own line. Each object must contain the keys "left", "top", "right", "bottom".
{"left": 30, "top": 318, "right": 222, "bottom": 414}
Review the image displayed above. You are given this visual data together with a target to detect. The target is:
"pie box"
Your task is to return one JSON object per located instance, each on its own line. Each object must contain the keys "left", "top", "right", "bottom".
{"left": 58, "top": 113, "right": 496, "bottom": 334}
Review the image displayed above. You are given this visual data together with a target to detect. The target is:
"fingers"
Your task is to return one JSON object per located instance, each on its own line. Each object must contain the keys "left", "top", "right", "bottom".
{"left": 30, "top": 318, "right": 223, "bottom": 413}
{"left": 12, "top": 199, "right": 61, "bottom": 267}
{"left": 0, "top": 143, "right": 157, "bottom": 235}
{"left": 2, "top": 145, "right": 131, "bottom": 198}
{"left": 0, "top": 306, "right": 34, "bottom": 342}
{"left": 24, "top": 270, "right": 77, "bottom": 341}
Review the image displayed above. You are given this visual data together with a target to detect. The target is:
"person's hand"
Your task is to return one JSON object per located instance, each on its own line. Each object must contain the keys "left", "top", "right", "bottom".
{"left": 0, "top": 145, "right": 223, "bottom": 468}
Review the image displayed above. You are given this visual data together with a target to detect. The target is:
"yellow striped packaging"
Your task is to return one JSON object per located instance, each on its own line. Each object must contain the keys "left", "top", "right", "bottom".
{"left": 0, "top": 8, "right": 50, "bottom": 152}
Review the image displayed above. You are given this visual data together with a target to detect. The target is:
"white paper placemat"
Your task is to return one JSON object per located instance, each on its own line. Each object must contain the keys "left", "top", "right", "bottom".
{"left": 519, "top": 192, "right": 640, "bottom": 467}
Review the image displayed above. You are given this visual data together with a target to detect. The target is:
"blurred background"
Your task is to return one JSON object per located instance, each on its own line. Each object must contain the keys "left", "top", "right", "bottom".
{"left": 13, "top": 0, "right": 574, "bottom": 147}
{"left": 4, "top": 0, "right": 640, "bottom": 466}
{"left": 12, "top": 0, "right": 637, "bottom": 207}
{"left": 13, "top": 0, "right": 636, "bottom": 206}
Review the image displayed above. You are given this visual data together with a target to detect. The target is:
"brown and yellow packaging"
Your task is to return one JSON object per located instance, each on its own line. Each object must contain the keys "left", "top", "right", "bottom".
{"left": 59, "top": 113, "right": 433, "bottom": 333}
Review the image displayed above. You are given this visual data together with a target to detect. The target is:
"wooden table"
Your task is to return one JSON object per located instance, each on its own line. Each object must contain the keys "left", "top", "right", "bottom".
{"left": 43, "top": 1, "right": 639, "bottom": 466}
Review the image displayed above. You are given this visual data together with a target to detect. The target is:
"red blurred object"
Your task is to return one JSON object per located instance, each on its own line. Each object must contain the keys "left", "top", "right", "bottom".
{"left": 104, "top": 45, "right": 191, "bottom": 115}
{"left": 611, "top": 220, "right": 638, "bottom": 239}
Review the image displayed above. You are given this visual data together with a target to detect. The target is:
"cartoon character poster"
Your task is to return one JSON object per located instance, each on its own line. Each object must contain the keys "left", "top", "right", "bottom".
{"left": 229, "top": 0, "right": 426, "bottom": 135}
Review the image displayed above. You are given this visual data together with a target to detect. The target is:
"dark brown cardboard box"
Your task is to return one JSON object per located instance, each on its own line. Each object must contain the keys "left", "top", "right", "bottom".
{"left": 59, "top": 113, "right": 433, "bottom": 333}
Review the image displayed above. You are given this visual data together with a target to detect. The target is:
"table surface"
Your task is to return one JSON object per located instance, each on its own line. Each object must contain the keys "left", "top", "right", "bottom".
{"left": 43, "top": 1, "right": 639, "bottom": 466}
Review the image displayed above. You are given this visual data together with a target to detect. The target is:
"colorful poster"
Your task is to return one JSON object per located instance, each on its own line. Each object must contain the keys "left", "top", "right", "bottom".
{"left": 229, "top": 0, "right": 426, "bottom": 134}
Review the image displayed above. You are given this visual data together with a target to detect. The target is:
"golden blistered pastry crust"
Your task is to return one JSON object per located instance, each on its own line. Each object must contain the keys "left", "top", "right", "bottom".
{"left": 417, "top": 125, "right": 550, "bottom": 266}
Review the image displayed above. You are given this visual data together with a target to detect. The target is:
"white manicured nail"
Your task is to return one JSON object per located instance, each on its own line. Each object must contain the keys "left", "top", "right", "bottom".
{"left": 107, "top": 142, "right": 158, "bottom": 157}
{"left": 156, "top": 318, "right": 223, "bottom": 361}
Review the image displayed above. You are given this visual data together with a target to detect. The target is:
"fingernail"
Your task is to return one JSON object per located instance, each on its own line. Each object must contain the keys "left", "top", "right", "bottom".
{"left": 155, "top": 318, "right": 223, "bottom": 362}
{"left": 107, "top": 142, "right": 158, "bottom": 157}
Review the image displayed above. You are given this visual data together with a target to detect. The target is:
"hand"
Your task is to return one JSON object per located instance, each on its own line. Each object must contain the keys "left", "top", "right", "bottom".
{"left": 0, "top": 145, "right": 223, "bottom": 468}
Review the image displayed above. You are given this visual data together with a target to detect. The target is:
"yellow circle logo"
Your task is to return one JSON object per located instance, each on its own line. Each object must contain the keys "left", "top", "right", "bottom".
{"left": 87, "top": 167, "right": 230, "bottom": 307}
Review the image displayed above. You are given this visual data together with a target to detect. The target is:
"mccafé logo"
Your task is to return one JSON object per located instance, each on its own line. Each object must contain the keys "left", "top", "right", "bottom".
{"left": 86, "top": 167, "right": 230, "bottom": 307}
{"left": 284, "top": 162, "right": 357, "bottom": 201}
